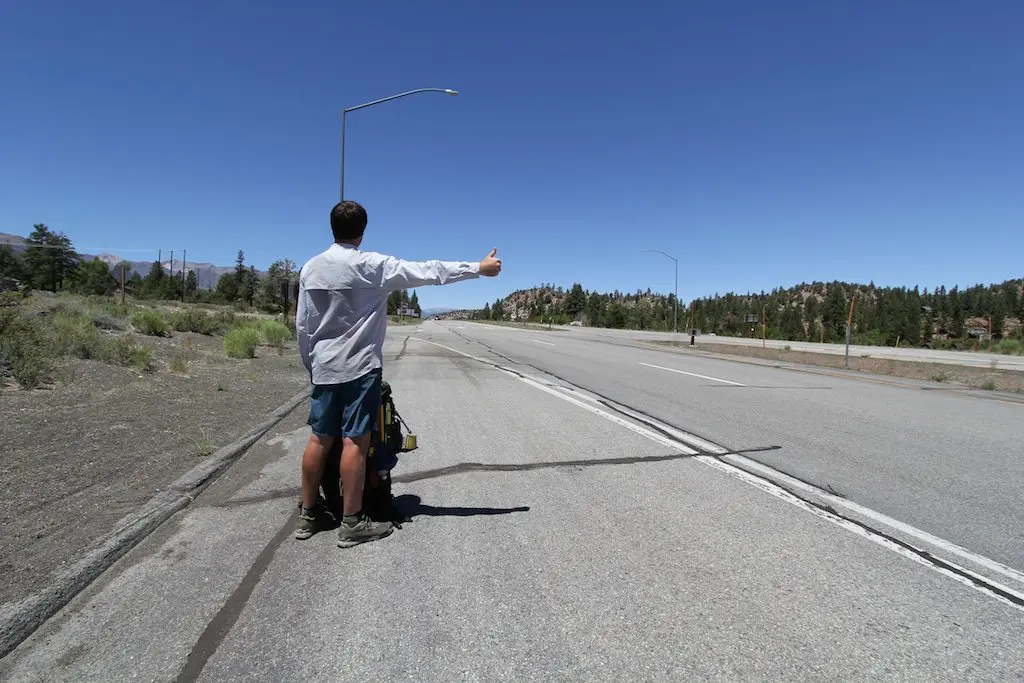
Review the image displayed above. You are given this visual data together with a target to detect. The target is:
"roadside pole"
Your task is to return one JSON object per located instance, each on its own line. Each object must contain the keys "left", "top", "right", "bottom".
{"left": 762, "top": 304, "right": 767, "bottom": 349}
{"left": 844, "top": 294, "right": 856, "bottom": 369}
{"left": 689, "top": 300, "right": 696, "bottom": 346}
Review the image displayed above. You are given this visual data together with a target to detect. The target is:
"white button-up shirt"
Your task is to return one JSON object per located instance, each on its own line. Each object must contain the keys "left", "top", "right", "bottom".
{"left": 296, "top": 243, "right": 480, "bottom": 385}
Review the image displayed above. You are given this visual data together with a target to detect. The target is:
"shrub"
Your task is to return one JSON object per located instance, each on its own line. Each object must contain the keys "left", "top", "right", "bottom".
{"left": 100, "top": 301, "right": 132, "bottom": 317}
{"left": 258, "top": 321, "right": 291, "bottom": 353}
{"left": 51, "top": 311, "right": 106, "bottom": 360}
{"left": 194, "top": 428, "right": 215, "bottom": 457}
{"left": 224, "top": 326, "right": 260, "bottom": 359}
{"left": 90, "top": 311, "right": 128, "bottom": 331}
{"left": 132, "top": 310, "right": 171, "bottom": 337}
{"left": 0, "top": 308, "right": 52, "bottom": 388}
{"left": 212, "top": 310, "right": 237, "bottom": 329}
{"left": 170, "top": 309, "right": 221, "bottom": 335}
{"left": 168, "top": 338, "right": 199, "bottom": 372}
{"left": 169, "top": 354, "right": 189, "bottom": 373}
{"left": 101, "top": 336, "right": 153, "bottom": 371}
{"left": 995, "top": 339, "right": 1021, "bottom": 355}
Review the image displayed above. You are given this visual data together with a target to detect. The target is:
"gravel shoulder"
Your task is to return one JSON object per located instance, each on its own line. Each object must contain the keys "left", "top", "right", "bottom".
{"left": 0, "top": 331, "right": 308, "bottom": 606}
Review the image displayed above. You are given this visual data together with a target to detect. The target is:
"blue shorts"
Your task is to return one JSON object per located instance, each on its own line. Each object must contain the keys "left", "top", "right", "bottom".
{"left": 307, "top": 369, "right": 382, "bottom": 438}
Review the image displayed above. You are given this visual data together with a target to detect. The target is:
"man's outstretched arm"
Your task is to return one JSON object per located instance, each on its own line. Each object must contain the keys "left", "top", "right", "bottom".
{"left": 377, "top": 248, "right": 502, "bottom": 291}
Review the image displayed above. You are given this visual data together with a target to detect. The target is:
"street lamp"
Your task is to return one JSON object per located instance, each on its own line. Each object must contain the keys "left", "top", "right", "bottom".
{"left": 340, "top": 87, "right": 459, "bottom": 199}
{"left": 642, "top": 249, "right": 678, "bottom": 334}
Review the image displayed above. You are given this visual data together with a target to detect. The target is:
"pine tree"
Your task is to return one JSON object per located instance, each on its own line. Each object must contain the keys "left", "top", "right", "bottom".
{"left": 24, "top": 224, "right": 78, "bottom": 291}
{"left": 71, "top": 259, "right": 118, "bottom": 296}
{"left": 185, "top": 270, "right": 199, "bottom": 298}
{"left": 215, "top": 272, "right": 238, "bottom": 302}
{"left": 142, "top": 260, "right": 166, "bottom": 298}
{"left": 235, "top": 250, "right": 246, "bottom": 286}
{"left": 0, "top": 244, "right": 25, "bottom": 283}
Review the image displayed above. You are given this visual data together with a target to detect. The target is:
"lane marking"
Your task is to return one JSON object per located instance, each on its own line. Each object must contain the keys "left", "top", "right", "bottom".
{"left": 532, "top": 339, "right": 556, "bottom": 346}
{"left": 642, "top": 342, "right": 1024, "bottom": 406}
{"left": 412, "top": 336, "right": 1024, "bottom": 612}
{"left": 639, "top": 361, "right": 746, "bottom": 386}
{"left": 603, "top": 402, "right": 1024, "bottom": 590}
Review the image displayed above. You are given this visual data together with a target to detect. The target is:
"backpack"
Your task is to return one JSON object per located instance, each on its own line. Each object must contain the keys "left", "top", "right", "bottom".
{"left": 319, "top": 380, "right": 416, "bottom": 522}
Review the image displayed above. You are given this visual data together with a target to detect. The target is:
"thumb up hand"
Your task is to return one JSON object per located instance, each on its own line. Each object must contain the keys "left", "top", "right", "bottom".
{"left": 480, "top": 248, "right": 502, "bottom": 277}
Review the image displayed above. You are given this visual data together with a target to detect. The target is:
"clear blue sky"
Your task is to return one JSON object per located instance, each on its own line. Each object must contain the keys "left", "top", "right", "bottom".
{"left": 2, "top": 1, "right": 1021, "bottom": 310}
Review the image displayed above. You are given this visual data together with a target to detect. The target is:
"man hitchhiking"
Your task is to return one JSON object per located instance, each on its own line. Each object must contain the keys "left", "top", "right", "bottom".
{"left": 295, "top": 200, "right": 502, "bottom": 547}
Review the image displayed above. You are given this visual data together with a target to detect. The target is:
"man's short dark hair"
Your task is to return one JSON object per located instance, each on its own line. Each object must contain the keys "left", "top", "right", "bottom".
{"left": 330, "top": 201, "right": 368, "bottom": 242}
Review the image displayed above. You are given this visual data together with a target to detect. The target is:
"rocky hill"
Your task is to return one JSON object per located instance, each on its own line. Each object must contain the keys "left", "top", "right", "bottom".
{"left": 478, "top": 278, "right": 1024, "bottom": 347}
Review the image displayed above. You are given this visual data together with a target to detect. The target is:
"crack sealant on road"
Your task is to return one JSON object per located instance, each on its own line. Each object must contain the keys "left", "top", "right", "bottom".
{"left": 412, "top": 331, "right": 1024, "bottom": 613}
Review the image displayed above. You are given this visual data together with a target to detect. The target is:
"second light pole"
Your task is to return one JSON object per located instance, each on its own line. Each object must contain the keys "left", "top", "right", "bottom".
{"left": 643, "top": 249, "right": 678, "bottom": 335}
{"left": 340, "top": 87, "right": 459, "bottom": 200}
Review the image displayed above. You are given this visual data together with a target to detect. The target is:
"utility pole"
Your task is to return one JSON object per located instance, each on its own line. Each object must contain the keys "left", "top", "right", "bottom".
{"left": 181, "top": 249, "right": 187, "bottom": 302}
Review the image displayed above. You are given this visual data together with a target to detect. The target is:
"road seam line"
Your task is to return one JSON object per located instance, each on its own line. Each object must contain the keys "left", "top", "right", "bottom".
{"left": 412, "top": 336, "right": 1024, "bottom": 613}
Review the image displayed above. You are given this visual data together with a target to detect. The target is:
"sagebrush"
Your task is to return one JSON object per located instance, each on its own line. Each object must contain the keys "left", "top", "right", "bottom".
{"left": 132, "top": 310, "right": 171, "bottom": 337}
{"left": 224, "top": 327, "right": 260, "bottom": 359}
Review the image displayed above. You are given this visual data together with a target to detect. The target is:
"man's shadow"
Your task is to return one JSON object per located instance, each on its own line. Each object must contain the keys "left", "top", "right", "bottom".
{"left": 392, "top": 494, "right": 529, "bottom": 522}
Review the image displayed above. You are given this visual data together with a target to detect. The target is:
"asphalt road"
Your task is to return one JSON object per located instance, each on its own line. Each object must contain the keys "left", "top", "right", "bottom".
{"left": 4, "top": 321, "right": 1022, "bottom": 681}
{"left": 531, "top": 323, "right": 1024, "bottom": 371}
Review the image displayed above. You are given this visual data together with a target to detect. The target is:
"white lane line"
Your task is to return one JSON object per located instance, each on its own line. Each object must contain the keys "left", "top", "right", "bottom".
{"left": 532, "top": 340, "right": 556, "bottom": 346}
{"left": 639, "top": 361, "right": 745, "bottom": 386}
{"left": 411, "top": 336, "right": 1024, "bottom": 612}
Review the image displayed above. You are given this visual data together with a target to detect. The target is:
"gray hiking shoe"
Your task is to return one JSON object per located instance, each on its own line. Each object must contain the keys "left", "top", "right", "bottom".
{"left": 337, "top": 514, "right": 394, "bottom": 548}
{"left": 294, "top": 503, "right": 336, "bottom": 540}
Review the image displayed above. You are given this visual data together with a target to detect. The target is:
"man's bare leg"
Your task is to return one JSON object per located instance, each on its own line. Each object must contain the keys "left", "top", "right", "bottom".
{"left": 338, "top": 431, "right": 393, "bottom": 547}
{"left": 302, "top": 434, "right": 334, "bottom": 509}
{"left": 295, "top": 433, "right": 337, "bottom": 540}
{"left": 340, "top": 433, "right": 371, "bottom": 517}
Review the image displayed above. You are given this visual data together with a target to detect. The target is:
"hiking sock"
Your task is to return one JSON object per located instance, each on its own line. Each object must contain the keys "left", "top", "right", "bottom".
{"left": 342, "top": 511, "right": 362, "bottom": 527}
{"left": 301, "top": 507, "right": 317, "bottom": 518}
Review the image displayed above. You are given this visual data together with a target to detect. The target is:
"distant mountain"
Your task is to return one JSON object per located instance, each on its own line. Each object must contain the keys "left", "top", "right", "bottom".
{"left": 0, "top": 233, "right": 27, "bottom": 249}
{"left": 0, "top": 232, "right": 247, "bottom": 290}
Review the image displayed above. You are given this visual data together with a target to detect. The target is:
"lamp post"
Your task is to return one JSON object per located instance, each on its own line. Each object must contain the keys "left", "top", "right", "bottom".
{"left": 643, "top": 249, "right": 678, "bottom": 334}
{"left": 340, "top": 88, "right": 459, "bottom": 200}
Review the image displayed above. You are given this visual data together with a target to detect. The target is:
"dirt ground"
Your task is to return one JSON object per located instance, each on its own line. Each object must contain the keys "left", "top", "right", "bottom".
{"left": 0, "top": 332, "right": 308, "bottom": 606}
{"left": 654, "top": 341, "right": 1024, "bottom": 393}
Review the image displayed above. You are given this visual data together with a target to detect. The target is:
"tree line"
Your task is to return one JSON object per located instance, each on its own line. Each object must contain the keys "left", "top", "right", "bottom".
{"left": 0, "top": 224, "right": 298, "bottom": 313}
{"left": 474, "top": 278, "right": 1024, "bottom": 347}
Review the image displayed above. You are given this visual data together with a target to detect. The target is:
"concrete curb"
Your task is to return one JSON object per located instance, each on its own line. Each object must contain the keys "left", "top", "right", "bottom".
{"left": 0, "top": 388, "right": 309, "bottom": 659}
